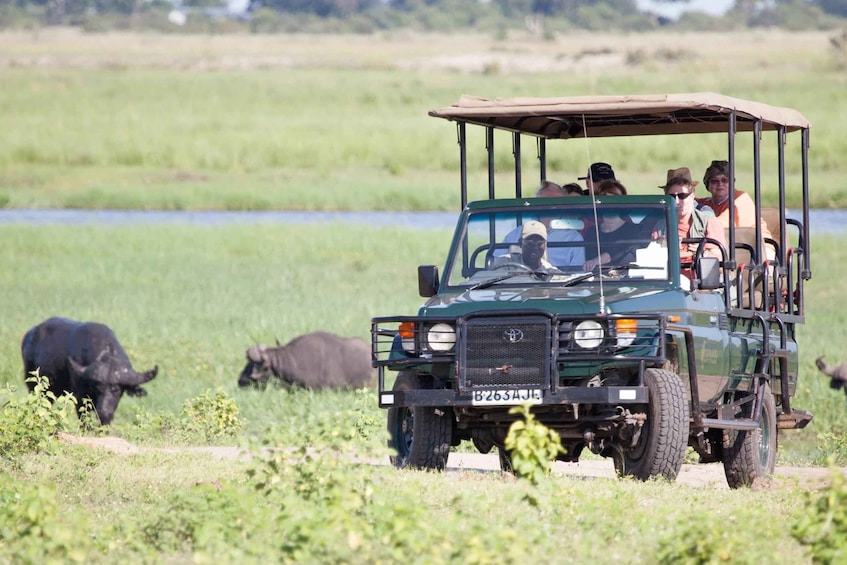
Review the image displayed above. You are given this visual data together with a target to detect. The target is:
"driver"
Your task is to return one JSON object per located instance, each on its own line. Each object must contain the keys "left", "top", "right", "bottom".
{"left": 493, "top": 220, "right": 556, "bottom": 271}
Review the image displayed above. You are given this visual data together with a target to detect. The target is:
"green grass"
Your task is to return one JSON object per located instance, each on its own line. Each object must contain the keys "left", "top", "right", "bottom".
{"left": 0, "top": 29, "right": 845, "bottom": 210}
{"left": 0, "top": 222, "right": 843, "bottom": 562}
{"left": 2, "top": 28, "right": 847, "bottom": 562}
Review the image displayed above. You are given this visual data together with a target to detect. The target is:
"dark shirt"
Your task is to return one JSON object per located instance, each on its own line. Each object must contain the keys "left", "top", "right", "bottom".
{"left": 585, "top": 220, "right": 647, "bottom": 265}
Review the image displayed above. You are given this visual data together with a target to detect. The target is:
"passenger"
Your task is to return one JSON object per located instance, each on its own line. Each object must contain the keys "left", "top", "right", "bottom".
{"left": 493, "top": 220, "right": 557, "bottom": 271}
{"left": 501, "top": 181, "right": 585, "bottom": 268}
{"left": 578, "top": 162, "right": 616, "bottom": 195}
{"left": 594, "top": 179, "right": 627, "bottom": 196}
{"left": 561, "top": 182, "right": 584, "bottom": 195}
{"left": 661, "top": 168, "right": 726, "bottom": 280}
{"left": 582, "top": 190, "right": 645, "bottom": 271}
{"left": 696, "top": 159, "right": 772, "bottom": 238}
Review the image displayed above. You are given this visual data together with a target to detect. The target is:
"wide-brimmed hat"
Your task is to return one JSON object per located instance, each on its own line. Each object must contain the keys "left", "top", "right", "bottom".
{"left": 659, "top": 167, "right": 699, "bottom": 189}
{"left": 521, "top": 220, "right": 547, "bottom": 240}
{"left": 578, "top": 162, "right": 616, "bottom": 182}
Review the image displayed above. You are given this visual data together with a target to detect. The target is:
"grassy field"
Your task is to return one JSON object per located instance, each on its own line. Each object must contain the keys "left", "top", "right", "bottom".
{"left": 3, "top": 28, "right": 847, "bottom": 562}
{"left": 0, "top": 222, "right": 846, "bottom": 562}
{"left": 0, "top": 28, "right": 846, "bottom": 210}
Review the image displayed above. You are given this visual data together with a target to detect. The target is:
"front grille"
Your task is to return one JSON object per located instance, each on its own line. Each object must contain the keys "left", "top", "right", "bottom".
{"left": 458, "top": 315, "right": 552, "bottom": 390}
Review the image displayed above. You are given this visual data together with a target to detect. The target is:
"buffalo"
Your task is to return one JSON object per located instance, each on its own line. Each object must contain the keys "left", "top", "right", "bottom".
{"left": 238, "top": 331, "right": 374, "bottom": 389}
{"left": 816, "top": 356, "right": 847, "bottom": 396}
{"left": 21, "top": 317, "right": 158, "bottom": 425}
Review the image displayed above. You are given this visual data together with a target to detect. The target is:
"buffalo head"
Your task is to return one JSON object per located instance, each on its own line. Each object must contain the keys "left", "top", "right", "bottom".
{"left": 238, "top": 344, "right": 273, "bottom": 387}
{"left": 67, "top": 354, "right": 158, "bottom": 425}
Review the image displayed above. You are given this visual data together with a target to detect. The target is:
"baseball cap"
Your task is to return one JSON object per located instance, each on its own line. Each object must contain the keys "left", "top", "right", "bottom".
{"left": 578, "top": 162, "right": 616, "bottom": 182}
{"left": 521, "top": 220, "right": 547, "bottom": 240}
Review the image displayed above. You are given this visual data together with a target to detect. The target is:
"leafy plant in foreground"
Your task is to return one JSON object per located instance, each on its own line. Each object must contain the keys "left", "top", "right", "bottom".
{"left": 504, "top": 404, "right": 565, "bottom": 485}
{"left": 0, "top": 371, "right": 77, "bottom": 458}
{"left": 0, "top": 473, "right": 91, "bottom": 564}
{"left": 792, "top": 459, "right": 847, "bottom": 564}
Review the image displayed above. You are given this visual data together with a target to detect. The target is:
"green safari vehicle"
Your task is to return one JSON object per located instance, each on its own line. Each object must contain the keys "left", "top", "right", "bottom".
{"left": 371, "top": 93, "right": 813, "bottom": 488}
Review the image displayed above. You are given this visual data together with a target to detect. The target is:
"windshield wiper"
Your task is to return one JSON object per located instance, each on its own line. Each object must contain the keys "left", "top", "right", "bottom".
{"left": 560, "top": 263, "right": 663, "bottom": 286}
{"left": 469, "top": 269, "right": 553, "bottom": 290}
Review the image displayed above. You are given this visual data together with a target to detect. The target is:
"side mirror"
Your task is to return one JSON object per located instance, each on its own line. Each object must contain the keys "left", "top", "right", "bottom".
{"left": 418, "top": 265, "right": 439, "bottom": 297}
{"left": 696, "top": 256, "right": 722, "bottom": 290}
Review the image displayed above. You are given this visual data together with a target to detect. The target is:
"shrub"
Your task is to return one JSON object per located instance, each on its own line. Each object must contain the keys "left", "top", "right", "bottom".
{"left": 0, "top": 474, "right": 91, "bottom": 563}
{"left": 504, "top": 404, "right": 565, "bottom": 485}
{"left": 181, "top": 388, "right": 243, "bottom": 442}
{"left": 0, "top": 372, "right": 77, "bottom": 458}
{"left": 792, "top": 459, "right": 847, "bottom": 563}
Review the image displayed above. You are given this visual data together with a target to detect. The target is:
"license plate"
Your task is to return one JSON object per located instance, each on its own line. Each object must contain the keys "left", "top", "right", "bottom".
{"left": 471, "top": 388, "right": 543, "bottom": 406}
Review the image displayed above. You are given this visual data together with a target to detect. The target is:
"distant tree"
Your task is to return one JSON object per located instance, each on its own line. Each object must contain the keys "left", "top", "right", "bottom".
{"left": 260, "top": 0, "right": 375, "bottom": 17}
{"left": 815, "top": 0, "right": 847, "bottom": 17}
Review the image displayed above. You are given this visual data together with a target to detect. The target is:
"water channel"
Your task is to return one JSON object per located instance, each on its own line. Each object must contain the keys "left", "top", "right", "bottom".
{"left": 0, "top": 208, "right": 844, "bottom": 234}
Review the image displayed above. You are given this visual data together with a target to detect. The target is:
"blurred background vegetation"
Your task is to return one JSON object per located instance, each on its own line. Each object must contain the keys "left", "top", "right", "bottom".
{"left": 0, "top": 0, "right": 846, "bottom": 34}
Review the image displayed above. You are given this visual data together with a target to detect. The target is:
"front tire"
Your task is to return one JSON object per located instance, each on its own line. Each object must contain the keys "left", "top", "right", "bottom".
{"left": 722, "top": 382, "right": 777, "bottom": 489}
{"left": 498, "top": 446, "right": 514, "bottom": 473}
{"left": 612, "top": 368, "right": 689, "bottom": 481}
{"left": 387, "top": 372, "right": 452, "bottom": 471}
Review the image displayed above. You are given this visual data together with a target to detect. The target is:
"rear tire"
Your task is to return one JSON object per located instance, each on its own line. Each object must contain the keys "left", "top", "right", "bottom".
{"left": 722, "top": 382, "right": 777, "bottom": 489}
{"left": 387, "top": 371, "right": 452, "bottom": 471}
{"left": 612, "top": 368, "right": 689, "bottom": 481}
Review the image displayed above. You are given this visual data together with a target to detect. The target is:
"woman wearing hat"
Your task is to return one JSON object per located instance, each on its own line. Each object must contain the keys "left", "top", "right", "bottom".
{"left": 696, "top": 160, "right": 772, "bottom": 241}
{"left": 661, "top": 167, "right": 726, "bottom": 281}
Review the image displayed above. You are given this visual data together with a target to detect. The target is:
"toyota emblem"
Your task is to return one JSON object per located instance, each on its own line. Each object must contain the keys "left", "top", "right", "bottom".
{"left": 504, "top": 328, "right": 524, "bottom": 343}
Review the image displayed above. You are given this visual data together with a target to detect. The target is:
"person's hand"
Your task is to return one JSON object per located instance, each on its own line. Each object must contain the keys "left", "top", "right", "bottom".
{"left": 583, "top": 253, "right": 609, "bottom": 272}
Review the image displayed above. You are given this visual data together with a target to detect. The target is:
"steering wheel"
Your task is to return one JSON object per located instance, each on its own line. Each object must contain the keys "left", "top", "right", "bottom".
{"left": 494, "top": 261, "right": 533, "bottom": 271}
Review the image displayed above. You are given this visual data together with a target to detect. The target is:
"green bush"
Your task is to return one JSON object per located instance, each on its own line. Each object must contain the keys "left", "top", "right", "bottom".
{"left": 0, "top": 474, "right": 91, "bottom": 563}
{"left": 792, "top": 460, "right": 847, "bottom": 563}
{"left": 181, "top": 388, "right": 243, "bottom": 442}
{"left": 504, "top": 404, "right": 565, "bottom": 485}
{"left": 0, "top": 372, "right": 77, "bottom": 458}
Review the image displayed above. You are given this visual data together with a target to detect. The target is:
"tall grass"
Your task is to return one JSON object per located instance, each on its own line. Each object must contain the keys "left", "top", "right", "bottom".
{"left": 0, "top": 29, "right": 845, "bottom": 209}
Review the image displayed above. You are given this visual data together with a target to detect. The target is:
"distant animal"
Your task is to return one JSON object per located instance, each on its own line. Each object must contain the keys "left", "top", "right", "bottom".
{"left": 238, "top": 331, "right": 374, "bottom": 389}
{"left": 815, "top": 356, "right": 847, "bottom": 396}
{"left": 21, "top": 317, "right": 159, "bottom": 425}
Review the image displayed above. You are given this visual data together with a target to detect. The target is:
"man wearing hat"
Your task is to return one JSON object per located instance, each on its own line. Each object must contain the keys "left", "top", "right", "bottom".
{"left": 577, "top": 162, "right": 616, "bottom": 195}
{"left": 660, "top": 167, "right": 726, "bottom": 280}
{"left": 493, "top": 220, "right": 557, "bottom": 271}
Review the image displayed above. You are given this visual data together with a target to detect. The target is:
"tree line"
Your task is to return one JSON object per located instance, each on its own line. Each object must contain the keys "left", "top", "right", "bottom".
{"left": 0, "top": 0, "right": 844, "bottom": 32}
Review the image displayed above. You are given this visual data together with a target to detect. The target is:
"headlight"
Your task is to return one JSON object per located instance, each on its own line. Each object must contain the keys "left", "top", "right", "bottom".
{"left": 615, "top": 319, "right": 638, "bottom": 347}
{"left": 574, "top": 320, "right": 604, "bottom": 349}
{"left": 426, "top": 323, "right": 456, "bottom": 352}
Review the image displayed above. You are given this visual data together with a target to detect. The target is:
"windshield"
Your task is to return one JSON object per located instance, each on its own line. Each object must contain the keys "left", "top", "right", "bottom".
{"left": 444, "top": 203, "right": 670, "bottom": 289}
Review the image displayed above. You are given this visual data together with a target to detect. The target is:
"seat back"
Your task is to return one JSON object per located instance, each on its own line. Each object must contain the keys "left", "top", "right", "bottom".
{"left": 727, "top": 227, "right": 763, "bottom": 309}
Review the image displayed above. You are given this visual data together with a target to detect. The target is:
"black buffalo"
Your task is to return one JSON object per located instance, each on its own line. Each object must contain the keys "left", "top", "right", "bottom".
{"left": 238, "top": 331, "right": 374, "bottom": 389}
{"left": 21, "top": 317, "right": 159, "bottom": 425}
{"left": 816, "top": 356, "right": 847, "bottom": 396}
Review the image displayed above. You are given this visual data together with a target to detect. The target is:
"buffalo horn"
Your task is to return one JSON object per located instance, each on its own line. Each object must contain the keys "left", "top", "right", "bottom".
{"left": 246, "top": 344, "right": 268, "bottom": 363}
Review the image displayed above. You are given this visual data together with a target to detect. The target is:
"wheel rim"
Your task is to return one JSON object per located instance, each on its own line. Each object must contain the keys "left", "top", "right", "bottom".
{"left": 397, "top": 407, "right": 414, "bottom": 457}
{"left": 758, "top": 406, "right": 773, "bottom": 468}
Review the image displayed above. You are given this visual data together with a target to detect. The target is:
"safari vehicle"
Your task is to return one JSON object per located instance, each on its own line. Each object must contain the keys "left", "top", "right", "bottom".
{"left": 371, "top": 93, "right": 813, "bottom": 488}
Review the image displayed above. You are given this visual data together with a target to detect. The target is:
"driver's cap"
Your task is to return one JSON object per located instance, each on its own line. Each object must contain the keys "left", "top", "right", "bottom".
{"left": 521, "top": 220, "right": 547, "bottom": 240}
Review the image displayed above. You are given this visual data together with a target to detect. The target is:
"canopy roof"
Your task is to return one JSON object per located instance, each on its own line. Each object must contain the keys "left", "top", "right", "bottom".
{"left": 428, "top": 92, "right": 810, "bottom": 139}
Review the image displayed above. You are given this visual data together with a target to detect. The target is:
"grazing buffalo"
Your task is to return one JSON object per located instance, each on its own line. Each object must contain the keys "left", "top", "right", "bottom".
{"left": 816, "top": 356, "right": 847, "bottom": 396}
{"left": 21, "top": 317, "right": 159, "bottom": 425}
{"left": 238, "top": 331, "right": 374, "bottom": 389}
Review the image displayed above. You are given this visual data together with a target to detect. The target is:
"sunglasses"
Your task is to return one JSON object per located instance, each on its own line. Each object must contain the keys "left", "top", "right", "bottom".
{"left": 667, "top": 192, "right": 692, "bottom": 200}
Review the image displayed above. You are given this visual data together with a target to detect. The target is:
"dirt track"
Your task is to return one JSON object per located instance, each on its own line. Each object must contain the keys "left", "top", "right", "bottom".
{"left": 58, "top": 433, "right": 844, "bottom": 490}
